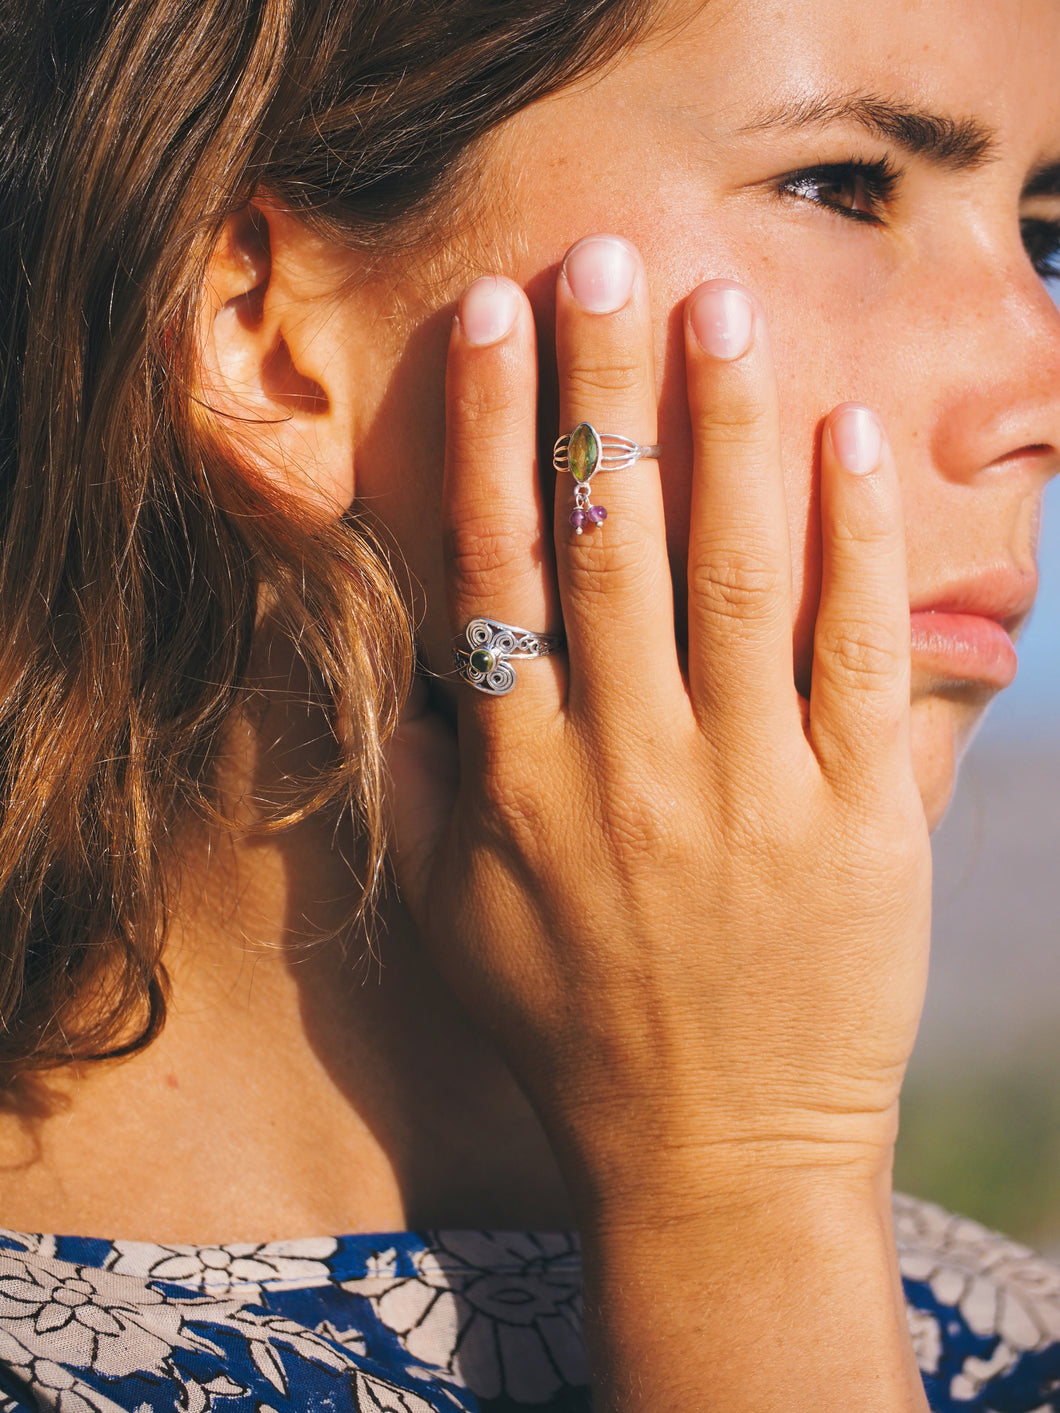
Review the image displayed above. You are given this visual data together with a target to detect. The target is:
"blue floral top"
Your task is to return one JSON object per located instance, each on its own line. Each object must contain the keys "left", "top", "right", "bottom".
{"left": 0, "top": 1194, "right": 1056, "bottom": 1412}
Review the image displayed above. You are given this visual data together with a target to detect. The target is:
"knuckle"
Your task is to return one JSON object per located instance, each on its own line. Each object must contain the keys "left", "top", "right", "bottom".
{"left": 450, "top": 380, "right": 517, "bottom": 429}
{"left": 824, "top": 806, "right": 930, "bottom": 894}
{"left": 830, "top": 517, "right": 903, "bottom": 556}
{"left": 564, "top": 534, "right": 659, "bottom": 603}
{"left": 448, "top": 422, "right": 517, "bottom": 469}
{"left": 445, "top": 516, "right": 527, "bottom": 596}
{"left": 694, "top": 401, "right": 771, "bottom": 452}
{"left": 688, "top": 549, "right": 785, "bottom": 622}
{"left": 815, "top": 617, "right": 906, "bottom": 683}
{"left": 599, "top": 787, "right": 684, "bottom": 876}
{"left": 474, "top": 741, "right": 552, "bottom": 844}
{"left": 480, "top": 770, "right": 540, "bottom": 839}
{"left": 564, "top": 359, "right": 652, "bottom": 403}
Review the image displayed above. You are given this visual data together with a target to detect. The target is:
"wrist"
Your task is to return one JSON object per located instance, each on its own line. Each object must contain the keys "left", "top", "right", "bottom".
{"left": 574, "top": 1141, "right": 896, "bottom": 1252}
{"left": 575, "top": 1161, "right": 926, "bottom": 1413}
{"left": 542, "top": 1086, "right": 900, "bottom": 1236}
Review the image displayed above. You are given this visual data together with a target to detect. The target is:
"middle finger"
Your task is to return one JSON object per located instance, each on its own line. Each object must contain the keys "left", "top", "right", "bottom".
{"left": 553, "top": 236, "right": 682, "bottom": 718}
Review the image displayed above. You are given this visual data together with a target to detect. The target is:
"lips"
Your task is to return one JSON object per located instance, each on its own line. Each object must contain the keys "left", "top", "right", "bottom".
{"left": 908, "top": 569, "right": 1038, "bottom": 690}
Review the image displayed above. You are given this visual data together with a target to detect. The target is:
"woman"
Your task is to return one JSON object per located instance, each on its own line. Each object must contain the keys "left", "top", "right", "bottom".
{"left": 0, "top": 0, "right": 1058, "bottom": 1409}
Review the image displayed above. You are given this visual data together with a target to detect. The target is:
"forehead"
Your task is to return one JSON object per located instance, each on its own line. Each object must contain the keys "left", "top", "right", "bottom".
{"left": 636, "top": 0, "right": 1060, "bottom": 150}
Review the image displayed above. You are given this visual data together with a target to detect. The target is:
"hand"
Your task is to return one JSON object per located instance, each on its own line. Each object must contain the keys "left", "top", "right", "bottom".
{"left": 389, "top": 235, "right": 931, "bottom": 1196}
{"left": 387, "top": 235, "right": 933, "bottom": 1411}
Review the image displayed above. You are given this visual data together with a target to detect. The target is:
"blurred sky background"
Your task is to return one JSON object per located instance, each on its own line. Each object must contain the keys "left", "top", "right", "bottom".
{"left": 987, "top": 275, "right": 1060, "bottom": 739}
{"left": 896, "top": 286, "right": 1060, "bottom": 1250}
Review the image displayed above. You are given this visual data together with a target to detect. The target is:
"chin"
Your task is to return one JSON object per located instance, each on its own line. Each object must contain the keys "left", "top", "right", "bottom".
{"left": 911, "top": 691, "right": 994, "bottom": 832}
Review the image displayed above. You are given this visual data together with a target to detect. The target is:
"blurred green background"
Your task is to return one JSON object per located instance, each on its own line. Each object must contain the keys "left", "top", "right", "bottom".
{"left": 897, "top": 1040, "right": 1060, "bottom": 1254}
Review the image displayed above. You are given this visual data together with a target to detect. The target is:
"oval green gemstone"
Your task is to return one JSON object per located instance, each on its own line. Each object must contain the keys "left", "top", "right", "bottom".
{"left": 568, "top": 423, "right": 600, "bottom": 484}
{"left": 470, "top": 648, "right": 495, "bottom": 675}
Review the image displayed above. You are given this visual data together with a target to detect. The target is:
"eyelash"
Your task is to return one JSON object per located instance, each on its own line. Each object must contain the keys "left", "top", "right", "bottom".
{"left": 1020, "top": 218, "right": 1060, "bottom": 281}
{"left": 779, "top": 163, "right": 1060, "bottom": 284}
{"left": 777, "top": 159, "right": 901, "bottom": 225}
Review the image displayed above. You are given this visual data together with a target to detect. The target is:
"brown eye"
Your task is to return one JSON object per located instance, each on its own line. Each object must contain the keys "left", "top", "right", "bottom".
{"left": 779, "top": 161, "right": 900, "bottom": 224}
{"left": 798, "top": 171, "right": 868, "bottom": 212}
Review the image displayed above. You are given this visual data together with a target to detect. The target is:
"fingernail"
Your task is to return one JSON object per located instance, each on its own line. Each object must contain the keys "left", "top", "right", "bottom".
{"left": 830, "top": 404, "right": 883, "bottom": 475}
{"left": 688, "top": 283, "right": 755, "bottom": 360}
{"left": 563, "top": 236, "right": 637, "bottom": 314}
{"left": 459, "top": 276, "right": 520, "bottom": 346}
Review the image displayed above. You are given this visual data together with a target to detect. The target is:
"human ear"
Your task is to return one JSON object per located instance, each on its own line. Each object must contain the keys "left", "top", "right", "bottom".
{"left": 194, "top": 201, "right": 362, "bottom": 515}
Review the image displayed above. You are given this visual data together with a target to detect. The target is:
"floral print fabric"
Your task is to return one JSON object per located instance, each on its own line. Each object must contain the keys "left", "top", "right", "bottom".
{"left": 0, "top": 1197, "right": 1055, "bottom": 1412}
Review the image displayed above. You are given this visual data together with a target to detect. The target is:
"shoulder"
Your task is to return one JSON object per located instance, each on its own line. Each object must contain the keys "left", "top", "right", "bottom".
{"left": 893, "top": 1191, "right": 1060, "bottom": 1409}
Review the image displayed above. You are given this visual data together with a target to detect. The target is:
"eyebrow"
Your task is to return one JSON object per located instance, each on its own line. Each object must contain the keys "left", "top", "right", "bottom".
{"left": 740, "top": 92, "right": 998, "bottom": 172}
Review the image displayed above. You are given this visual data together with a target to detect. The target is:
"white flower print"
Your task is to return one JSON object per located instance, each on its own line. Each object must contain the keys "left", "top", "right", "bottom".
{"left": 0, "top": 1323, "right": 126, "bottom": 1413}
{"left": 218, "top": 1310, "right": 358, "bottom": 1398}
{"left": 107, "top": 1238, "right": 338, "bottom": 1293}
{"left": 0, "top": 1233, "right": 58, "bottom": 1263}
{"left": 353, "top": 1368, "right": 450, "bottom": 1413}
{"left": 0, "top": 1206, "right": 1055, "bottom": 1413}
{"left": 0, "top": 1240, "right": 457, "bottom": 1413}
{"left": 0, "top": 1253, "right": 225, "bottom": 1380}
{"left": 904, "top": 1306, "right": 942, "bottom": 1376}
{"left": 343, "top": 1232, "right": 588, "bottom": 1404}
{"left": 894, "top": 1193, "right": 1060, "bottom": 1401}
{"left": 170, "top": 1374, "right": 248, "bottom": 1413}
{"left": 314, "top": 1319, "right": 369, "bottom": 1358}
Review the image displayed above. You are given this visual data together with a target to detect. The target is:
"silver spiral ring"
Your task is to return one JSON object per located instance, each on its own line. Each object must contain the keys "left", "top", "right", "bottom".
{"left": 453, "top": 618, "right": 565, "bottom": 696}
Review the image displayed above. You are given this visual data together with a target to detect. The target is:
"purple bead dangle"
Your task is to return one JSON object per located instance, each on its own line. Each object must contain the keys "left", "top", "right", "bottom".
{"left": 568, "top": 484, "right": 607, "bottom": 535}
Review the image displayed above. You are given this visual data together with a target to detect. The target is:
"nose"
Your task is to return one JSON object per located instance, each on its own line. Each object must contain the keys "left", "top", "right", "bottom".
{"left": 925, "top": 249, "right": 1060, "bottom": 487}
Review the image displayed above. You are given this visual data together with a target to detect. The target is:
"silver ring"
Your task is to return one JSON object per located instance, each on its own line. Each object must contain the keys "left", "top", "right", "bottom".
{"left": 453, "top": 618, "right": 564, "bottom": 695}
{"left": 553, "top": 422, "right": 661, "bottom": 533}
{"left": 552, "top": 423, "right": 662, "bottom": 479}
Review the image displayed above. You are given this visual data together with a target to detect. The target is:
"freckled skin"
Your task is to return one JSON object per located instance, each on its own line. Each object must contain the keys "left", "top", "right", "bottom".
{"left": 354, "top": 0, "right": 1060, "bottom": 831}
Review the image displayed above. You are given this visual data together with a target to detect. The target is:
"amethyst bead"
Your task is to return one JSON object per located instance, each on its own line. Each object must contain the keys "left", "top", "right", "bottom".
{"left": 569, "top": 508, "right": 589, "bottom": 530}
{"left": 587, "top": 504, "right": 608, "bottom": 525}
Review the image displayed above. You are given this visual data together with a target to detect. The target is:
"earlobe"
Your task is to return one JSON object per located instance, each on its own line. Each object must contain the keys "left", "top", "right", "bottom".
{"left": 194, "top": 201, "right": 359, "bottom": 515}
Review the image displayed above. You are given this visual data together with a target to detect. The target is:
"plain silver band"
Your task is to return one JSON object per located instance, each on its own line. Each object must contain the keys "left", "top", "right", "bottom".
{"left": 552, "top": 432, "right": 662, "bottom": 476}
{"left": 453, "top": 617, "right": 565, "bottom": 695}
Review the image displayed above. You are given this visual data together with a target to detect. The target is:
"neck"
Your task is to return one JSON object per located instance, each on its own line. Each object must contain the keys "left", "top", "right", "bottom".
{"left": 0, "top": 633, "right": 574, "bottom": 1242}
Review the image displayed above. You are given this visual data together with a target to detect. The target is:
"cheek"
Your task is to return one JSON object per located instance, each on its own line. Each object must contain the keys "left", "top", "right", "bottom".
{"left": 504, "top": 173, "right": 986, "bottom": 832}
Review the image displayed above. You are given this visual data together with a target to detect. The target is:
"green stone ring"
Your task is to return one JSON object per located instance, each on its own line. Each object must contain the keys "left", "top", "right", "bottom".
{"left": 453, "top": 618, "right": 565, "bottom": 696}
{"left": 552, "top": 423, "right": 662, "bottom": 535}
{"left": 552, "top": 423, "right": 662, "bottom": 479}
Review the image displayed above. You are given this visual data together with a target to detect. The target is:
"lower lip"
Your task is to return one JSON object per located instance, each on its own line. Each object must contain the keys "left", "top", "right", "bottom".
{"left": 909, "top": 611, "right": 1018, "bottom": 689}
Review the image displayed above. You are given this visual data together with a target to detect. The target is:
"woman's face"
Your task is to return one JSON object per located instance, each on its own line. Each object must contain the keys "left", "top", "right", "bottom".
{"left": 357, "top": 0, "right": 1060, "bottom": 829}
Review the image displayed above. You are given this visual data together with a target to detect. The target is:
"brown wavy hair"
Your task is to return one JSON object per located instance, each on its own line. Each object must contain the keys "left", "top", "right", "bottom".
{"left": 0, "top": 0, "right": 653, "bottom": 1087}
